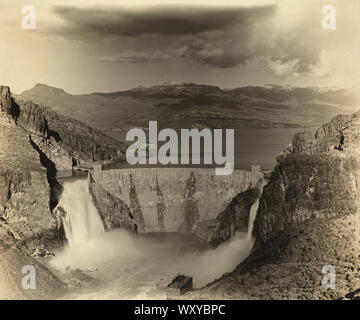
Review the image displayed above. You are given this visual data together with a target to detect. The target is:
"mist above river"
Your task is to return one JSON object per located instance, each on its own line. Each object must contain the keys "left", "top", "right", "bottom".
{"left": 50, "top": 229, "right": 254, "bottom": 299}
{"left": 48, "top": 178, "right": 260, "bottom": 299}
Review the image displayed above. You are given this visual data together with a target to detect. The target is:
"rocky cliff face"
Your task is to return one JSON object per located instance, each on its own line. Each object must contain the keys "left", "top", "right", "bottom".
{"left": 0, "top": 88, "right": 57, "bottom": 247}
{"left": 0, "top": 86, "right": 18, "bottom": 116}
{"left": 13, "top": 94, "right": 126, "bottom": 171}
{"left": 207, "top": 188, "right": 260, "bottom": 246}
{"left": 255, "top": 154, "right": 359, "bottom": 242}
{"left": 2, "top": 86, "right": 127, "bottom": 174}
{"left": 254, "top": 111, "right": 360, "bottom": 243}
{"left": 190, "top": 110, "right": 360, "bottom": 300}
{"left": 0, "top": 85, "right": 128, "bottom": 246}
{"left": 88, "top": 176, "right": 137, "bottom": 233}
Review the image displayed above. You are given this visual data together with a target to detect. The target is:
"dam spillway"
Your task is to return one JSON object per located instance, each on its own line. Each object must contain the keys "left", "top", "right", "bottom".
{"left": 48, "top": 165, "right": 265, "bottom": 297}
{"left": 90, "top": 166, "right": 263, "bottom": 233}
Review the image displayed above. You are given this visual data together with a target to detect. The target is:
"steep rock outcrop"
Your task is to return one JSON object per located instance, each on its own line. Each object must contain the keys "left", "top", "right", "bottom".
{"left": 0, "top": 85, "right": 129, "bottom": 245}
{"left": 16, "top": 99, "right": 48, "bottom": 135}
{"left": 88, "top": 177, "right": 137, "bottom": 233}
{"left": 255, "top": 154, "right": 359, "bottom": 242}
{"left": 190, "top": 110, "right": 360, "bottom": 300}
{"left": 0, "top": 93, "right": 59, "bottom": 246}
{"left": 1, "top": 85, "right": 128, "bottom": 248}
{"left": 208, "top": 188, "right": 260, "bottom": 246}
{"left": 13, "top": 94, "right": 126, "bottom": 171}
{"left": 0, "top": 86, "right": 14, "bottom": 115}
{"left": 13, "top": 99, "right": 73, "bottom": 171}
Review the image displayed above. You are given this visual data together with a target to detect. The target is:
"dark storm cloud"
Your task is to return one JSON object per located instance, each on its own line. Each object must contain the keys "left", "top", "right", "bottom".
{"left": 52, "top": 5, "right": 276, "bottom": 37}
{"left": 99, "top": 50, "right": 174, "bottom": 63}
{"left": 50, "top": 3, "right": 323, "bottom": 75}
{"left": 98, "top": 44, "right": 253, "bottom": 68}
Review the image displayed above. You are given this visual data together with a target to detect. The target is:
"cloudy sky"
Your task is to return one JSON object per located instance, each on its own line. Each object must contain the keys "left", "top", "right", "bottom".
{"left": 0, "top": 0, "right": 359, "bottom": 94}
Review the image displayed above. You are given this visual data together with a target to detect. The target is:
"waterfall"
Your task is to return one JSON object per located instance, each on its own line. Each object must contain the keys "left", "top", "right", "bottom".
{"left": 48, "top": 175, "right": 267, "bottom": 296}
{"left": 246, "top": 178, "right": 266, "bottom": 241}
{"left": 180, "top": 177, "right": 267, "bottom": 287}
{"left": 58, "top": 178, "right": 104, "bottom": 247}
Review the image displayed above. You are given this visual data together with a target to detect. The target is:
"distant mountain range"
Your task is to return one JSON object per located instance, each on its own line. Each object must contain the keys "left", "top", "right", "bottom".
{"left": 21, "top": 83, "right": 359, "bottom": 142}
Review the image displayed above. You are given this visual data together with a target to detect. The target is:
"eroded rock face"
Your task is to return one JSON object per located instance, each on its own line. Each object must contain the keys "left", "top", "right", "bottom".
{"left": 0, "top": 100, "right": 59, "bottom": 247}
{"left": 13, "top": 94, "right": 126, "bottom": 172}
{"left": 190, "top": 111, "right": 360, "bottom": 300}
{"left": 208, "top": 188, "right": 260, "bottom": 246}
{"left": 16, "top": 100, "right": 48, "bottom": 135}
{"left": 0, "top": 85, "right": 128, "bottom": 249}
{"left": 255, "top": 154, "right": 360, "bottom": 242}
{"left": 0, "top": 86, "right": 12, "bottom": 115}
{"left": 88, "top": 177, "right": 137, "bottom": 233}
{"left": 0, "top": 168, "right": 55, "bottom": 242}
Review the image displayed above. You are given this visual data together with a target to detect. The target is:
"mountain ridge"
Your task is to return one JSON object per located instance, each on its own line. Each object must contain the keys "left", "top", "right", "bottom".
{"left": 23, "top": 82, "right": 358, "bottom": 104}
{"left": 21, "top": 82, "right": 359, "bottom": 143}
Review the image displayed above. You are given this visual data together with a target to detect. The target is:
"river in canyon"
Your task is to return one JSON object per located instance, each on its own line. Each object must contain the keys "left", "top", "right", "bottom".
{"left": 46, "top": 178, "right": 262, "bottom": 299}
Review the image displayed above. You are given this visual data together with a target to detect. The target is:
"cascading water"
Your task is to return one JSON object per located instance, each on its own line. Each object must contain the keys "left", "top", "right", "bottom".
{"left": 246, "top": 178, "right": 266, "bottom": 241}
{"left": 48, "top": 176, "right": 266, "bottom": 299}
{"left": 58, "top": 178, "right": 104, "bottom": 247}
{"left": 179, "top": 177, "right": 266, "bottom": 287}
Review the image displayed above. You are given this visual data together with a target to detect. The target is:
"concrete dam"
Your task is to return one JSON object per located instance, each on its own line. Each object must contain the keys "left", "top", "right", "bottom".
{"left": 90, "top": 166, "right": 263, "bottom": 233}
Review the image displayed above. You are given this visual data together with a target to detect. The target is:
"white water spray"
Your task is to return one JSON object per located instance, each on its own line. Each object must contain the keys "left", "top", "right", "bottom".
{"left": 247, "top": 178, "right": 266, "bottom": 241}
{"left": 178, "top": 177, "right": 266, "bottom": 287}
{"left": 49, "top": 176, "right": 266, "bottom": 298}
{"left": 58, "top": 179, "right": 104, "bottom": 247}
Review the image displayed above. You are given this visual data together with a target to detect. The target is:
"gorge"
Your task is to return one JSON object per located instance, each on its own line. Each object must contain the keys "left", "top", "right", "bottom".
{"left": 47, "top": 174, "right": 265, "bottom": 298}
{"left": 0, "top": 85, "right": 359, "bottom": 300}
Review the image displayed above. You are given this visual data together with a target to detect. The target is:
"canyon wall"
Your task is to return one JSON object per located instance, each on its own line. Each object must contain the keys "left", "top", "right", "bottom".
{"left": 190, "top": 111, "right": 360, "bottom": 300}
{"left": 0, "top": 86, "right": 130, "bottom": 246}
{"left": 91, "top": 166, "right": 263, "bottom": 232}
{"left": 0, "top": 85, "right": 130, "bottom": 298}
{"left": 13, "top": 94, "right": 126, "bottom": 171}
{"left": 197, "top": 187, "right": 261, "bottom": 246}
{"left": 88, "top": 176, "right": 137, "bottom": 233}
{"left": 0, "top": 87, "right": 57, "bottom": 246}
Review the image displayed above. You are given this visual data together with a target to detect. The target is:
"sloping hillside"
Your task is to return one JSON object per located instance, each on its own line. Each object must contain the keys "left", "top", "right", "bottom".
{"left": 12, "top": 92, "right": 126, "bottom": 171}
{"left": 0, "top": 85, "right": 127, "bottom": 242}
{"left": 22, "top": 83, "right": 358, "bottom": 142}
{"left": 188, "top": 109, "right": 360, "bottom": 300}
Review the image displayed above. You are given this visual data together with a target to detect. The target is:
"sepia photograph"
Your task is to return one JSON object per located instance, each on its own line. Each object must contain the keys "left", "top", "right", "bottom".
{"left": 0, "top": 0, "right": 359, "bottom": 307}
